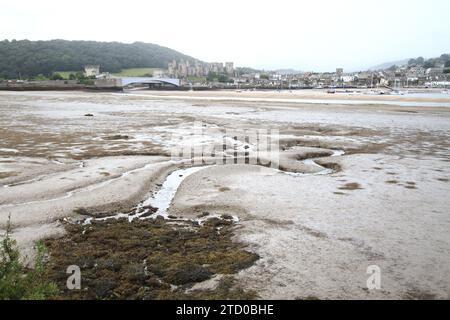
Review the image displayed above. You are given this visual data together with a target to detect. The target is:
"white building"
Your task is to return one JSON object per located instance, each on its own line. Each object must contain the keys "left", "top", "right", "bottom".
{"left": 84, "top": 65, "right": 100, "bottom": 77}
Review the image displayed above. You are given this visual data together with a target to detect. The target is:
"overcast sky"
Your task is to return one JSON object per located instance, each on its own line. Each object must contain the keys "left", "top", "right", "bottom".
{"left": 1, "top": 0, "right": 450, "bottom": 71}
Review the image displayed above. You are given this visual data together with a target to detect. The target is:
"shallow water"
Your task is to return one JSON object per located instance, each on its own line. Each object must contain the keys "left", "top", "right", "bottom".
{"left": 135, "top": 149, "right": 346, "bottom": 217}
{"left": 84, "top": 165, "right": 225, "bottom": 224}
{"left": 140, "top": 165, "right": 210, "bottom": 217}
{"left": 136, "top": 93, "right": 450, "bottom": 108}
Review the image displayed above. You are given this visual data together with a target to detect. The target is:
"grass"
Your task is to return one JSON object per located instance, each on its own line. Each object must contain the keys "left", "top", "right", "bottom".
{"left": 54, "top": 71, "right": 79, "bottom": 79}
{"left": 0, "top": 215, "right": 59, "bottom": 300}
{"left": 112, "top": 68, "right": 164, "bottom": 77}
{"left": 187, "top": 76, "right": 207, "bottom": 82}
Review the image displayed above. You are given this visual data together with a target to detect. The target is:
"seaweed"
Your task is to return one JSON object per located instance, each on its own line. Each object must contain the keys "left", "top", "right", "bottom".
{"left": 43, "top": 216, "right": 258, "bottom": 300}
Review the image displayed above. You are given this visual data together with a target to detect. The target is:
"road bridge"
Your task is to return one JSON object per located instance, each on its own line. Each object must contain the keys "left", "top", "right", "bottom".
{"left": 118, "top": 77, "right": 180, "bottom": 87}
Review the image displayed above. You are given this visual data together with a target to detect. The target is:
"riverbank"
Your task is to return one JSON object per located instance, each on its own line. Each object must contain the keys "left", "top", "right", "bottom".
{"left": 0, "top": 79, "right": 122, "bottom": 92}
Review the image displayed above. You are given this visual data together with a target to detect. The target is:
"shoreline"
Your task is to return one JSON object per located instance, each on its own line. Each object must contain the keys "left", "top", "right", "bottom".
{"left": 2, "top": 87, "right": 450, "bottom": 103}
{"left": 125, "top": 89, "right": 450, "bottom": 107}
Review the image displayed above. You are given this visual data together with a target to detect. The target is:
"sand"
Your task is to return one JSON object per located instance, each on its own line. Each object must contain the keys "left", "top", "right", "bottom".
{"left": 0, "top": 89, "right": 449, "bottom": 299}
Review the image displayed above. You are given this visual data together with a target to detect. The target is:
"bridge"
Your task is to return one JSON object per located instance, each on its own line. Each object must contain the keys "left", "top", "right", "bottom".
{"left": 117, "top": 77, "right": 180, "bottom": 87}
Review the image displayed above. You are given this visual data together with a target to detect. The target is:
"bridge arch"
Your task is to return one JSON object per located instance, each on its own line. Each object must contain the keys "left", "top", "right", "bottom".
{"left": 118, "top": 77, "right": 180, "bottom": 87}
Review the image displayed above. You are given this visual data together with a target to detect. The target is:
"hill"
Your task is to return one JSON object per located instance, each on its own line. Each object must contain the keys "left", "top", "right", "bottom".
{"left": 275, "top": 69, "right": 302, "bottom": 75}
{"left": 369, "top": 59, "right": 410, "bottom": 71}
{"left": 369, "top": 54, "right": 450, "bottom": 71}
{"left": 0, "top": 39, "right": 198, "bottom": 79}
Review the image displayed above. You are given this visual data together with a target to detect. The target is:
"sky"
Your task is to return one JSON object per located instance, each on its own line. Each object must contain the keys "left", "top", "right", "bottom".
{"left": 1, "top": 0, "right": 450, "bottom": 72}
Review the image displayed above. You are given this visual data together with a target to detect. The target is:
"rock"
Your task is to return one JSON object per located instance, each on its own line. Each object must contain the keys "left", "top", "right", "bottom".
{"left": 102, "top": 135, "right": 130, "bottom": 140}
{"left": 139, "top": 210, "right": 154, "bottom": 218}
{"left": 139, "top": 205, "right": 158, "bottom": 218}
{"left": 84, "top": 113, "right": 94, "bottom": 117}
{"left": 142, "top": 205, "right": 158, "bottom": 212}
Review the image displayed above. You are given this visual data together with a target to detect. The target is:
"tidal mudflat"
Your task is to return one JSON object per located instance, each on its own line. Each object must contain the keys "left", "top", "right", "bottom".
{"left": 1, "top": 90, "right": 449, "bottom": 299}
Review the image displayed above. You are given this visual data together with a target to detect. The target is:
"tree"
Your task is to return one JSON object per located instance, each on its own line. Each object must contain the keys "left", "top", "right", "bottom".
{"left": 0, "top": 39, "right": 199, "bottom": 79}
{"left": 218, "top": 74, "right": 231, "bottom": 83}
{"left": 440, "top": 54, "right": 450, "bottom": 62}
{"left": 207, "top": 72, "right": 217, "bottom": 82}
{"left": 445, "top": 61, "right": 450, "bottom": 68}
{"left": 50, "top": 73, "right": 63, "bottom": 80}
{"left": 75, "top": 72, "right": 86, "bottom": 80}
{"left": 33, "top": 74, "right": 48, "bottom": 81}
{"left": 424, "top": 61, "right": 435, "bottom": 69}
{"left": 388, "top": 65, "right": 397, "bottom": 71}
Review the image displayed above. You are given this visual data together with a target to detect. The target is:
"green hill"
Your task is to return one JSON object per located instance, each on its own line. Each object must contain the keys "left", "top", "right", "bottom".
{"left": 0, "top": 39, "right": 198, "bottom": 79}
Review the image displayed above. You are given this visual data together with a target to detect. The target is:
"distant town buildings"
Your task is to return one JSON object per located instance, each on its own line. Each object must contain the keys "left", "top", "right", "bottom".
{"left": 83, "top": 59, "right": 449, "bottom": 89}
{"left": 167, "top": 60, "right": 235, "bottom": 78}
{"left": 225, "top": 64, "right": 449, "bottom": 89}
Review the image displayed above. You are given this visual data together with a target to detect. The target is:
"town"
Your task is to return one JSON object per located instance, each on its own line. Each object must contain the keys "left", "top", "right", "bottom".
{"left": 1, "top": 55, "right": 449, "bottom": 92}
{"left": 164, "top": 57, "right": 450, "bottom": 90}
